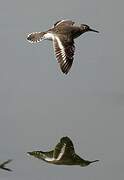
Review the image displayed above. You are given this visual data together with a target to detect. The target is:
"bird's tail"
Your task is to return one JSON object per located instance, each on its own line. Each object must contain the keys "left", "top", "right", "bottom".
{"left": 27, "top": 151, "right": 45, "bottom": 160}
{"left": 27, "top": 32, "right": 46, "bottom": 43}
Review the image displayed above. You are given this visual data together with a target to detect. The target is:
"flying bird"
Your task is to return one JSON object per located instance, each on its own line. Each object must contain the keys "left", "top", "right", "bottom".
{"left": 0, "top": 160, "right": 12, "bottom": 171}
{"left": 27, "top": 20, "right": 99, "bottom": 74}
{"left": 27, "top": 136, "right": 99, "bottom": 167}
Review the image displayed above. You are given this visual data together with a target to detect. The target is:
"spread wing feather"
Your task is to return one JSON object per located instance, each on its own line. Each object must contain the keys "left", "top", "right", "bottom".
{"left": 53, "top": 35, "right": 75, "bottom": 74}
{"left": 53, "top": 137, "right": 75, "bottom": 160}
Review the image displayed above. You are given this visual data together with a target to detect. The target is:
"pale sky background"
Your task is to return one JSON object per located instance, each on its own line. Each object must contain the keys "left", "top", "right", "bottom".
{"left": 0, "top": 0, "right": 124, "bottom": 179}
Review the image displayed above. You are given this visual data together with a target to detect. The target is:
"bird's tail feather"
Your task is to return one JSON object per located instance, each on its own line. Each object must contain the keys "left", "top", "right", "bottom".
{"left": 27, "top": 32, "right": 45, "bottom": 43}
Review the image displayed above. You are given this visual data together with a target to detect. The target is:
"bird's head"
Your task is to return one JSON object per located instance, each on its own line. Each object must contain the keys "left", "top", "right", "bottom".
{"left": 80, "top": 24, "right": 99, "bottom": 33}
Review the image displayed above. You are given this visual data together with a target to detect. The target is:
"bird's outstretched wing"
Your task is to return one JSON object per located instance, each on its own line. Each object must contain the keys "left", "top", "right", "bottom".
{"left": 53, "top": 20, "right": 75, "bottom": 27}
{"left": 53, "top": 137, "right": 75, "bottom": 160}
{"left": 53, "top": 35, "right": 75, "bottom": 74}
{"left": 0, "top": 159, "right": 12, "bottom": 171}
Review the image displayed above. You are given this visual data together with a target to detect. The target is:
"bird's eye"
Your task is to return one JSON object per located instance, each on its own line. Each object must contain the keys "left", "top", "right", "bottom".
{"left": 84, "top": 25, "right": 88, "bottom": 29}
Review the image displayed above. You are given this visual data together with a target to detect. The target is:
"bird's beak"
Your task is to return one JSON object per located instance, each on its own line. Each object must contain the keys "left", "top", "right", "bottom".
{"left": 89, "top": 28, "right": 99, "bottom": 33}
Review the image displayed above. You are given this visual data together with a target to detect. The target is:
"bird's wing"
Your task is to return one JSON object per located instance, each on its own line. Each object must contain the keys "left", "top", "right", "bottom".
{"left": 53, "top": 35, "right": 75, "bottom": 74}
{"left": 53, "top": 20, "right": 75, "bottom": 27}
{"left": 53, "top": 137, "right": 75, "bottom": 160}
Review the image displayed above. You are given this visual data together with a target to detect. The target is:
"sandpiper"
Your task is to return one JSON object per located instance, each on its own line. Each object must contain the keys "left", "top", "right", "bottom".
{"left": 0, "top": 160, "right": 12, "bottom": 171}
{"left": 27, "top": 20, "right": 99, "bottom": 74}
{"left": 27, "top": 136, "right": 99, "bottom": 167}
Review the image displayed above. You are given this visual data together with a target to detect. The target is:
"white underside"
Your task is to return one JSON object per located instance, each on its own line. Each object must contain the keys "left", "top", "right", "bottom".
{"left": 44, "top": 32, "right": 55, "bottom": 40}
{"left": 45, "top": 157, "right": 55, "bottom": 162}
{"left": 56, "top": 143, "right": 66, "bottom": 160}
{"left": 45, "top": 143, "right": 66, "bottom": 162}
{"left": 44, "top": 33, "right": 67, "bottom": 64}
{"left": 54, "top": 36, "right": 66, "bottom": 63}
